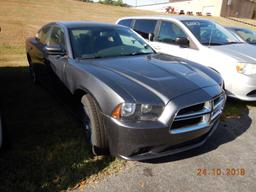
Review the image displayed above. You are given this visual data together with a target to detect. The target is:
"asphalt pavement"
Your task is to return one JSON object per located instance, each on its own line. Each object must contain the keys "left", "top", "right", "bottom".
{"left": 75, "top": 104, "right": 256, "bottom": 192}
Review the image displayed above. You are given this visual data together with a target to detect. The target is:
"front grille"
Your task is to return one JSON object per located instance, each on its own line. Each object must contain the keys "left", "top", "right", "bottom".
{"left": 178, "top": 103, "right": 205, "bottom": 115}
{"left": 212, "top": 94, "right": 226, "bottom": 121}
{"left": 170, "top": 94, "right": 225, "bottom": 134}
{"left": 171, "top": 117, "right": 202, "bottom": 129}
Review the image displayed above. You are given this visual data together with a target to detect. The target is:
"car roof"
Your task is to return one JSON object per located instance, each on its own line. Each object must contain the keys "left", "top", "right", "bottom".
{"left": 118, "top": 15, "right": 210, "bottom": 22}
{"left": 51, "top": 21, "right": 123, "bottom": 29}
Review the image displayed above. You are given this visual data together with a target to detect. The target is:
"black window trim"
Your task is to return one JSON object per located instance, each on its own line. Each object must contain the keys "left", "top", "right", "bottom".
{"left": 130, "top": 19, "right": 135, "bottom": 29}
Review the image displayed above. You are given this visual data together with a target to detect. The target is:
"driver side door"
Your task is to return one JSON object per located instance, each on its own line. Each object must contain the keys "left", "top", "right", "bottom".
{"left": 47, "top": 25, "right": 67, "bottom": 82}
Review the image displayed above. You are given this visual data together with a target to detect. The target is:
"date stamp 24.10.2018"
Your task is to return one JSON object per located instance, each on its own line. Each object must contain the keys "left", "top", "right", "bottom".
{"left": 197, "top": 168, "right": 246, "bottom": 176}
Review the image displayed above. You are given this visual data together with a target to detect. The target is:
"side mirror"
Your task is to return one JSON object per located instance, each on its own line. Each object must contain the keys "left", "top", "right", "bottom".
{"left": 35, "top": 33, "right": 40, "bottom": 41}
{"left": 175, "top": 37, "right": 189, "bottom": 48}
{"left": 44, "top": 45, "right": 66, "bottom": 55}
{"left": 148, "top": 33, "right": 154, "bottom": 41}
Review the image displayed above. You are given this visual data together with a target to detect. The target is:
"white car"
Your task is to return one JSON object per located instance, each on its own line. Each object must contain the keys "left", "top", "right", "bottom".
{"left": 117, "top": 16, "right": 256, "bottom": 101}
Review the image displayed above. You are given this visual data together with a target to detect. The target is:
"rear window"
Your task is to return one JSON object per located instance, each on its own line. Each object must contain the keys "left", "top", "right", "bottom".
{"left": 118, "top": 19, "right": 132, "bottom": 27}
{"left": 133, "top": 19, "right": 157, "bottom": 39}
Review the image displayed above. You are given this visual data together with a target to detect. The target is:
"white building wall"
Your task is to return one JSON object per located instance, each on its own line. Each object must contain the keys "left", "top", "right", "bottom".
{"left": 136, "top": 0, "right": 224, "bottom": 16}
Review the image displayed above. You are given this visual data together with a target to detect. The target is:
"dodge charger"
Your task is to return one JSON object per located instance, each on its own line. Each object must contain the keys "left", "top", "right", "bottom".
{"left": 26, "top": 22, "right": 225, "bottom": 160}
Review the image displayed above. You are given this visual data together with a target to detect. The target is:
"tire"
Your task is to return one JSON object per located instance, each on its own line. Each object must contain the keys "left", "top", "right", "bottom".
{"left": 29, "top": 64, "right": 38, "bottom": 84}
{"left": 27, "top": 54, "right": 37, "bottom": 84}
{"left": 81, "top": 94, "right": 108, "bottom": 155}
{"left": 0, "top": 112, "right": 9, "bottom": 150}
{"left": 0, "top": 115, "right": 3, "bottom": 149}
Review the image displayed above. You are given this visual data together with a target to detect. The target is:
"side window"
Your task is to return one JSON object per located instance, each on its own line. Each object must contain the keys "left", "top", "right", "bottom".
{"left": 157, "top": 21, "right": 187, "bottom": 45}
{"left": 48, "top": 26, "right": 65, "bottom": 48}
{"left": 133, "top": 19, "right": 157, "bottom": 39}
{"left": 37, "top": 25, "right": 51, "bottom": 45}
{"left": 118, "top": 19, "right": 132, "bottom": 27}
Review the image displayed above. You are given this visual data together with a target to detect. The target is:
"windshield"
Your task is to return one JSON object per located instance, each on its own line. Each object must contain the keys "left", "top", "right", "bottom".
{"left": 69, "top": 26, "right": 155, "bottom": 59}
{"left": 233, "top": 28, "right": 256, "bottom": 44}
{"left": 182, "top": 20, "right": 241, "bottom": 46}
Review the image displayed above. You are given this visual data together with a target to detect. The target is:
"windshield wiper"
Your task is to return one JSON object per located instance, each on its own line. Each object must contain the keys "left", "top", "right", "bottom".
{"left": 78, "top": 52, "right": 153, "bottom": 59}
{"left": 78, "top": 55, "right": 102, "bottom": 59}
{"left": 203, "top": 42, "right": 243, "bottom": 46}
{"left": 202, "top": 42, "right": 224, "bottom": 46}
{"left": 224, "top": 42, "right": 244, "bottom": 45}
{"left": 123, "top": 52, "right": 153, "bottom": 56}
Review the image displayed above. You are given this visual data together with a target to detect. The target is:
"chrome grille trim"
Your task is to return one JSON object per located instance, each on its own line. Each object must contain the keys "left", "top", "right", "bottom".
{"left": 171, "top": 121, "right": 209, "bottom": 134}
{"left": 175, "top": 107, "right": 211, "bottom": 120}
{"left": 212, "top": 94, "right": 226, "bottom": 121}
{"left": 170, "top": 93, "right": 226, "bottom": 134}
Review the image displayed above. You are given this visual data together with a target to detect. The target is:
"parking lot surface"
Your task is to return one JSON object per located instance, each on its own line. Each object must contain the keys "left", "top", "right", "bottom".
{"left": 75, "top": 104, "right": 256, "bottom": 192}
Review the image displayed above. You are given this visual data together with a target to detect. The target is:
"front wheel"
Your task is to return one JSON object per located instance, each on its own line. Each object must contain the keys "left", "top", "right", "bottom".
{"left": 0, "top": 112, "right": 9, "bottom": 150}
{"left": 0, "top": 114, "right": 3, "bottom": 149}
{"left": 29, "top": 64, "right": 38, "bottom": 84}
{"left": 81, "top": 94, "right": 108, "bottom": 155}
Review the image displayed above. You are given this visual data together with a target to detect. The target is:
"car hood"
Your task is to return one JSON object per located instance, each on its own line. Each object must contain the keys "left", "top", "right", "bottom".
{"left": 210, "top": 43, "right": 256, "bottom": 63}
{"left": 78, "top": 54, "right": 219, "bottom": 103}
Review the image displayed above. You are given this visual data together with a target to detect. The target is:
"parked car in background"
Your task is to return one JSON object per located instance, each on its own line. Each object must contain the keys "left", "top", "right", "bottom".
{"left": 26, "top": 21, "right": 225, "bottom": 160}
{"left": 117, "top": 16, "right": 256, "bottom": 101}
{"left": 226, "top": 26, "right": 256, "bottom": 45}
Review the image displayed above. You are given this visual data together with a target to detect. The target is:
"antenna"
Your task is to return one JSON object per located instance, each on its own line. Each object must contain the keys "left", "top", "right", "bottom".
{"left": 208, "top": 22, "right": 214, "bottom": 47}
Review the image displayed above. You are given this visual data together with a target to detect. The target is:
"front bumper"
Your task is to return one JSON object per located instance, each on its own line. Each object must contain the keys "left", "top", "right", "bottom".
{"left": 105, "top": 116, "right": 220, "bottom": 161}
{"left": 104, "top": 86, "right": 225, "bottom": 161}
{"left": 225, "top": 73, "right": 256, "bottom": 101}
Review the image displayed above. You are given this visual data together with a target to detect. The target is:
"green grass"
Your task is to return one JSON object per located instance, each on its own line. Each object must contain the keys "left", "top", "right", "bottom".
{"left": 223, "top": 99, "right": 247, "bottom": 118}
{"left": 0, "top": 0, "right": 255, "bottom": 191}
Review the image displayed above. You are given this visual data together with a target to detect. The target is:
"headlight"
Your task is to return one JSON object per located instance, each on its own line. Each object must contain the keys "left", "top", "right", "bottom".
{"left": 236, "top": 63, "right": 256, "bottom": 76}
{"left": 121, "top": 103, "right": 136, "bottom": 117}
{"left": 112, "top": 103, "right": 164, "bottom": 121}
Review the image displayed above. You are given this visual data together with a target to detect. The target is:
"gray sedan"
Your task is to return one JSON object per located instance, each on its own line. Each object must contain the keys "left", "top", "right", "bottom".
{"left": 26, "top": 22, "right": 225, "bottom": 160}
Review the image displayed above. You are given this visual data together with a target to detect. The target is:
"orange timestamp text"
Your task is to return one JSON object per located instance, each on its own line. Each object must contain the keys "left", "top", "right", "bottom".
{"left": 197, "top": 168, "right": 246, "bottom": 176}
